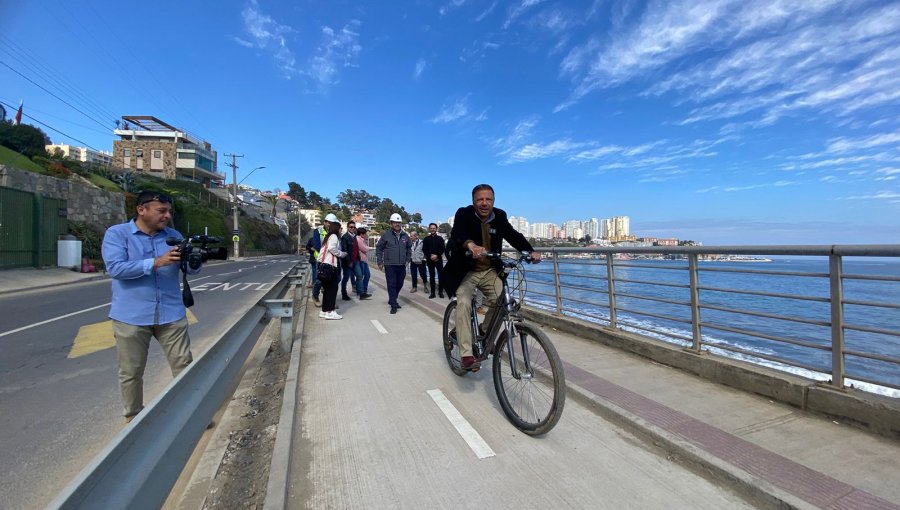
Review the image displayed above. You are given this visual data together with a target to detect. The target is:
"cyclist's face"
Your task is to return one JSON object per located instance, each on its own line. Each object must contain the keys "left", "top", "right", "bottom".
{"left": 473, "top": 189, "right": 494, "bottom": 219}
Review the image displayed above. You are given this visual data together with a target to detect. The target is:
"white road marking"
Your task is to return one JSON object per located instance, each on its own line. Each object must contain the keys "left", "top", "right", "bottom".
{"left": 427, "top": 389, "right": 495, "bottom": 459}
{"left": 370, "top": 320, "right": 388, "bottom": 334}
{"left": 0, "top": 303, "right": 110, "bottom": 337}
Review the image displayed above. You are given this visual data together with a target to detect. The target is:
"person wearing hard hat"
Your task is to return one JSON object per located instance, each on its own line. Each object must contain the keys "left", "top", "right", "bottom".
{"left": 376, "top": 213, "right": 411, "bottom": 314}
{"left": 310, "top": 213, "right": 341, "bottom": 307}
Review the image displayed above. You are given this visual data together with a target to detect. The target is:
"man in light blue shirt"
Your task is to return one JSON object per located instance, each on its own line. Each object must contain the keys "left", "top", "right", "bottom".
{"left": 102, "top": 191, "right": 200, "bottom": 423}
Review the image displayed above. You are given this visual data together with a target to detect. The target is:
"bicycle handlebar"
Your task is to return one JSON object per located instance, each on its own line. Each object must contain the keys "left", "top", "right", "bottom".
{"left": 465, "top": 250, "right": 539, "bottom": 264}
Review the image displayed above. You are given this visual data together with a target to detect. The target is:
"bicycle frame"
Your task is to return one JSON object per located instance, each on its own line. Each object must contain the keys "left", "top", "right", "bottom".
{"left": 471, "top": 256, "right": 531, "bottom": 380}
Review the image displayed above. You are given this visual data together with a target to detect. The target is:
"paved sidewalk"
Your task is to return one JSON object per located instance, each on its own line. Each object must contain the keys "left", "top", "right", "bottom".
{"left": 0, "top": 266, "right": 108, "bottom": 295}
{"left": 350, "top": 269, "right": 900, "bottom": 509}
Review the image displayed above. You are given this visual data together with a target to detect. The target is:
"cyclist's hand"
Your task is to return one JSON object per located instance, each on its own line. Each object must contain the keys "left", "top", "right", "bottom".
{"left": 469, "top": 244, "right": 487, "bottom": 258}
{"left": 529, "top": 251, "right": 542, "bottom": 263}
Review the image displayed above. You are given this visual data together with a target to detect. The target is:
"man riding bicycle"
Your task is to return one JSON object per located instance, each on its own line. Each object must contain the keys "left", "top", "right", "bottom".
{"left": 443, "top": 184, "right": 541, "bottom": 372}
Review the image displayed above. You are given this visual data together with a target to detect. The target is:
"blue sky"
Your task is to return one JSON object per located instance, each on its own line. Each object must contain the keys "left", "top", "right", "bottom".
{"left": 2, "top": 0, "right": 899, "bottom": 245}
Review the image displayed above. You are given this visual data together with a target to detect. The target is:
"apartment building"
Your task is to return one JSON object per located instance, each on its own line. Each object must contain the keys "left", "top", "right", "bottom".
{"left": 112, "top": 115, "right": 224, "bottom": 187}
{"left": 45, "top": 143, "right": 113, "bottom": 166}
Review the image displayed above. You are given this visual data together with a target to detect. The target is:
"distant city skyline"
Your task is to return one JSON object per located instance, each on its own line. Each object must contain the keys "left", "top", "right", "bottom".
{"left": 3, "top": 1, "right": 898, "bottom": 246}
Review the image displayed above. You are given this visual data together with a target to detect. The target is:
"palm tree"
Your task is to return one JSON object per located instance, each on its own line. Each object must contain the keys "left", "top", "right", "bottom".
{"left": 265, "top": 195, "right": 279, "bottom": 218}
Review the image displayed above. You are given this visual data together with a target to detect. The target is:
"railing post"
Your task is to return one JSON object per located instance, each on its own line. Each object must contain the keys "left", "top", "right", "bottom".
{"left": 688, "top": 253, "right": 702, "bottom": 352}
{"left": 552, "top": 251, "right": 562, "bottom": 314}
{"left": 829, "top": 254, "right": 845, "bottom": 389}
{"left": 606, "top": 254, "right": 617, "bottom": 328}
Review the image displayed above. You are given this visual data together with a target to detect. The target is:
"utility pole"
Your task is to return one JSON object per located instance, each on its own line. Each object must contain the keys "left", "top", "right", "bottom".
{"left": 224, "top": 153, "right": 244, "bottom": 259}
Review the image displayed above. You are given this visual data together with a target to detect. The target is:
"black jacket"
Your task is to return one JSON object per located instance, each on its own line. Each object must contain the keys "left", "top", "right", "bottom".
{"left": 442, "top": 205, "right": 533, "bottom": 296}
{"left": 340, "top": 232, "right": 356, "bottom": 266}
{"left": 422, "top": 233, "right": 446, "bottom": 264}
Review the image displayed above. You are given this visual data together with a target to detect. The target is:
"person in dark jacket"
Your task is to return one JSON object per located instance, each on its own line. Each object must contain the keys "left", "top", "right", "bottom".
{"left": 444, "top": 184, "right": 540, "bottom": 371}
{"left": 339, "top": 221, "right": 358, "bottom": 300}
{"left": 376, "top": 213, "right": 411, "bottom": 314}
{"left": 422, "top": 222, "right": 446, "bottom": 299}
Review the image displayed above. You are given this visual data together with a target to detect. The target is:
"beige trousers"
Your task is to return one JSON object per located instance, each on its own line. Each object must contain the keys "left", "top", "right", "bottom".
{"left": 455, "top": 268, "right": 502, "bottom": 357}
{"left": 112, "top": 317, "right": 193, "bottom": 418}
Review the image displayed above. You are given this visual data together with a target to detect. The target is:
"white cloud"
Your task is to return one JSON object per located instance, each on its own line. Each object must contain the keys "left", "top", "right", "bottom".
{"left": 842, "top": 190, "right": 900, "bottom": 200}
{"left": 503, "top": 0, "right": 547, "bottom": 30}
{"left": 239, "top": 0, "right": 297, "bottom": 77}
{"left": 504, "top": 139, "right": 588, "bottom": 163}
{"left": 414, "top": 58, "right": 427, "bottom": 80}
{"left": 430, "top": 97, "right": 470, "bottom": 124}
{"left": 307, "top": 22, "right": 362, "bottom": 89}
{"left": 826, "top": 132, "right": 900, "bottom": 153}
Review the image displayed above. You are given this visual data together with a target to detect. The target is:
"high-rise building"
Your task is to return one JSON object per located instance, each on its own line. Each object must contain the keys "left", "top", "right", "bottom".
{"left": 509, "top": 216, "right": 529, "bottom": 236}
{"left": 530, "top": 222, "right": 554, "bottom": 239}
{"left": 583, "top": 218, "right": 600, "bottom": 240}
{"left": 601, "top": 218, "right": 612, "bottom": 239}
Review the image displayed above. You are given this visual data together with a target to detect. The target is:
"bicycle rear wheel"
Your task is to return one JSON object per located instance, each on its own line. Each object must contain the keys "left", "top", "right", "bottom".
{"left": 492, "top": 322, "right": 565, "bottom": 435}
{"left": 442, "top": 300, "right": 466, "bottom": 376}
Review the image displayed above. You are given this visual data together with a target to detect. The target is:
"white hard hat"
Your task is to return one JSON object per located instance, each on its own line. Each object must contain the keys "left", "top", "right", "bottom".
{"left": 389, "top": 213, "right": 402, "bottom": 223}
{"left": 324, "top": 213, "right": 339, "bottom": 223}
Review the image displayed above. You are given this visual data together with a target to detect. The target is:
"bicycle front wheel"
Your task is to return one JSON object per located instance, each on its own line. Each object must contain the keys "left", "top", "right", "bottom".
{"left": 442, "top": 300, "right": 466, "bottom": 376}
{"left": 492, "top": 322, "right": 565, "bottom": 435}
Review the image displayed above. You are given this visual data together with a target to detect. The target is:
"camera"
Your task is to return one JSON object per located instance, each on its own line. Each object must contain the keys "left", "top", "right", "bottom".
{"left": 165, "top": 235, "right": 227, "bottom": 308}
{"left": 165, "top": 234, "right": 228, "bottom": 270}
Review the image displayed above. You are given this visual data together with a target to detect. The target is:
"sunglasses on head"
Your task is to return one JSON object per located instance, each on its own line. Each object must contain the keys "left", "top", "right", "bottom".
{"left": 137, "top": 193, "right": 172, "bottom": 206}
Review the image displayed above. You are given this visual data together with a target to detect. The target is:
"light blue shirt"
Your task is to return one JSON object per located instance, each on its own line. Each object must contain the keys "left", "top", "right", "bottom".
{"left": 102, "top": 220, "right": 199, "bottom": 326}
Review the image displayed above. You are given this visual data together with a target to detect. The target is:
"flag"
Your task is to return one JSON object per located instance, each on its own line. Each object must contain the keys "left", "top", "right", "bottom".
{"left": 14, "top": 100, "right": 22, "bottom": 125}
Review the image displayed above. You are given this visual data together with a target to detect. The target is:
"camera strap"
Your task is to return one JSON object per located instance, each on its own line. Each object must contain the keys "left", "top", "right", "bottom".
{"left": 182, "top": 265, "right": 194, "bottom": 308}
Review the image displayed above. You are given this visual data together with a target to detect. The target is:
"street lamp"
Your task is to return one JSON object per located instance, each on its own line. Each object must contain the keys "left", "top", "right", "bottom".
{"left": 232, "top": 165, "right": 266, "bottom": 259}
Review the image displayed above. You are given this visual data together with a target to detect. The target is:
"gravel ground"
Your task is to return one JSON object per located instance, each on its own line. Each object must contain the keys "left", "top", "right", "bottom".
{"left": 202, "top": 338, "right": 290, "bottom": 509}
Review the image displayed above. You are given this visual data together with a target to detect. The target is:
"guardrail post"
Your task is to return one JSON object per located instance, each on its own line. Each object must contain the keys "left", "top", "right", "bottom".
{"left": 606, "top": 255, "right": 617, "bottom": 328}
{"left": 264, "top": 299, "right": 294, "bottom": 352}
{"left": 552, "top": 251, "right": 562, "bottom": 314}
{"left": 688, "top": 253, "right": 702, "bottom": 352}
{"left": 829, "top": 254, "right": 846, "bottom": 389}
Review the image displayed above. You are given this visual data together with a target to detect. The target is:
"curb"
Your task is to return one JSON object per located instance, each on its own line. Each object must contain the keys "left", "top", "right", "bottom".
{"left": 263, "top": 278, "right": 309, "bottom": 510}
{"left": 0, "top": 273, "right": 109, "bottom": 296}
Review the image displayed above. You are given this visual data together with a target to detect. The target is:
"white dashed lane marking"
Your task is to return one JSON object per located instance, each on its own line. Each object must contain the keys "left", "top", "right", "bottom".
{"left": 427, "top": 389, "right": 495, "bottom": 459}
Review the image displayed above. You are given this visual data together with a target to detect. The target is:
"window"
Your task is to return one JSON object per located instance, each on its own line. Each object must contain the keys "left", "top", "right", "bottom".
{"left": 124, "top": 149, "right": 131, "bottom": 157}
{"left": 136, "top": 149, "right": 143, "bottom": 157}
{"left": 153, "top": 150, "right": 161, "bottom": 158}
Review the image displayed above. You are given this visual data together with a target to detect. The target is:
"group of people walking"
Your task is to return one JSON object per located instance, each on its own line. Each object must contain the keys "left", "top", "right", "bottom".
{"left": 306, "top": 214, "right": 447, "bottom": 318}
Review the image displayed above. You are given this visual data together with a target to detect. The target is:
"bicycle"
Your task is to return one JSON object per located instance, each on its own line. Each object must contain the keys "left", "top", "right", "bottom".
{"left": 442, "top": 252, "right": 565, "bottom": 435}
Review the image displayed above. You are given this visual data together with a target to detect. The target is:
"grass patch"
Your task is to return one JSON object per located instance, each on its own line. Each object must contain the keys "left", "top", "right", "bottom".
{"left": 0, "top": 145, "right": 48, "bottom": 174}
{"left": 87, "top": 173, "right": 121, "bottom": 191}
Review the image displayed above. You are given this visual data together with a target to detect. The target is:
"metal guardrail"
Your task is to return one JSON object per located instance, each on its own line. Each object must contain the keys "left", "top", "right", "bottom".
{"left": 48, "top": 263, "right": 308, "bottom": 510}
{"left": 514, "top": 244, "right": 900, "bottom": 394}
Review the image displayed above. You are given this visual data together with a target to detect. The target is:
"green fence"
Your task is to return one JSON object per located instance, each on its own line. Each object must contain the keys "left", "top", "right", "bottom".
{"left": 0, "top": 186, "right": 68, "bottom": 269}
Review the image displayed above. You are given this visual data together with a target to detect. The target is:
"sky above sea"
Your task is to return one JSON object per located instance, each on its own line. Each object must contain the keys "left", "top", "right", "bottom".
{"left": 2, "top": 1, "right": 899, "bottom": 245}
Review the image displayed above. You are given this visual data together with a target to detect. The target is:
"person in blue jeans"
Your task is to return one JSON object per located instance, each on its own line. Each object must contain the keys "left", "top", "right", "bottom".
{"left": 376, "top": 213, "right": 411, "bottom": 314}
{"left": 355, "top": 227, "right": 371, "bottom": 299}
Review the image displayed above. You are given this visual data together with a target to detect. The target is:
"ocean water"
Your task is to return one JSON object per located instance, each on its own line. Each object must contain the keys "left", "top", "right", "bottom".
{"left": 516, "top": 258, "right": 900, "bottom": 398}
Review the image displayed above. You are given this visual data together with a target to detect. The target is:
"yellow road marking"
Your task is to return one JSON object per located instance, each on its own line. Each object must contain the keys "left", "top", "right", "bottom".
{"left": 68, "top": 310, "right": 198, "bottom": 359}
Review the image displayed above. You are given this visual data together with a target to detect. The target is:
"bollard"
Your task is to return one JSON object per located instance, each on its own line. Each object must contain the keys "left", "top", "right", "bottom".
{"left": 263, "top": 299, "right": 294, "bottom": 352}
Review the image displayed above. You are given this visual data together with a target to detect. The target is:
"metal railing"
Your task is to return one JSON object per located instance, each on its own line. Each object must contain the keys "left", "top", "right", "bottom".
{"left": 515, "top": 245, "right": 900, "bottom": 395}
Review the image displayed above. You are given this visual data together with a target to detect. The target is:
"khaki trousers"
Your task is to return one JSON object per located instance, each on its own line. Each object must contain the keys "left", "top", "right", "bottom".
{"left": 112, "top": 317, "right": 193, "bottom": 418}
{"left": 455, "top": 269, "right": 502, "bottom": 357}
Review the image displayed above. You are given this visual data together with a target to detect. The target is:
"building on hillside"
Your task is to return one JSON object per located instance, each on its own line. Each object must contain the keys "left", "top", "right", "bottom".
{"left": 298, "top": 209, "right": 322, "bottom": 229}
{"left": 352, "top": 211, "right": 377, "bottom": 229}
{"left": 112, "top": 115, "right": 225, "bottom": 187}
{"left": 45, "top": 143, "right": 113, "bottom": 167}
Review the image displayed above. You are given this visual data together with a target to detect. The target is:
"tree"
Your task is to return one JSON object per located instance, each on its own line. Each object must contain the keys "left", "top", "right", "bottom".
{"left": 264, "top": 195, "right": 278, "bottom": 217}
{"left": 0, "top": 122, "right": 50, "bottom": 158}
{"left": 287, "top": 212, "right": 311, "bottom": 241}
{"left": 438, "top": 222, "right": 451, "bottom": 234}
{"left": 287, "top": 182, "right": 307, "bottom": 206}
{"left": 337, "top": 189, "right": 381, "bottom": 210}
{"left": 410, "top": 212, "right": 422, "bottom": 224}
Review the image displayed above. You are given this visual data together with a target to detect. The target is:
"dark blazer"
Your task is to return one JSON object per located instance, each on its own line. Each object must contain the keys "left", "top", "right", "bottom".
{"left": 442, "top": 205, "right": 533, "bottom": 296}
{"left": 422, "top": 233, "right": 446, "bottom": 263}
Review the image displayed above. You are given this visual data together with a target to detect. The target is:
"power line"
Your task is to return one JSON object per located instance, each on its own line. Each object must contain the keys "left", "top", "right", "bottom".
{"left": 0, "top": 36, "right": 119, "bottom": 122}
{"left": 0, "top": 98, "right": 102, "bottom": 152}
{"left": 0, "top": 96, "right": 112, "bottom": 138}
{"left": 0, "top": 58, "right": 113, "bottom": 131}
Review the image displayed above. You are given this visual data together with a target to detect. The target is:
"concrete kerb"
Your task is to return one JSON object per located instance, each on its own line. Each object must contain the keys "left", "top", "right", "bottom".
{"left": 0, "top": 273, "right": 108, "bottom": 296}
{"left": 263, "top": 266, "right": 310, "bottom": 510}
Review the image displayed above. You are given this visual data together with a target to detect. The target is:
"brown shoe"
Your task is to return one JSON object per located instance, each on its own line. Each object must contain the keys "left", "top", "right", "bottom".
{"left": 461, "top": 356, "right": 481, "bottom": 372}
{"left": 411, "top": 288, "right": 417, "bottom": 293}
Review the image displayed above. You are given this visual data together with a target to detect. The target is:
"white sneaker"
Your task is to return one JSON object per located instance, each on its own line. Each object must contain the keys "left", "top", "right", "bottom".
{"left": 325, "top": 311, "right": 343, "bottom": 320}
{"left": 319, "top": 311, "right": 327, "bottom": 318}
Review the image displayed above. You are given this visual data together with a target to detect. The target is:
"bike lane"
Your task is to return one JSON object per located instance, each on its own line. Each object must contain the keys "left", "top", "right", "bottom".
{"left": 286, "top": 270, "right": 755, "bottom": 509}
